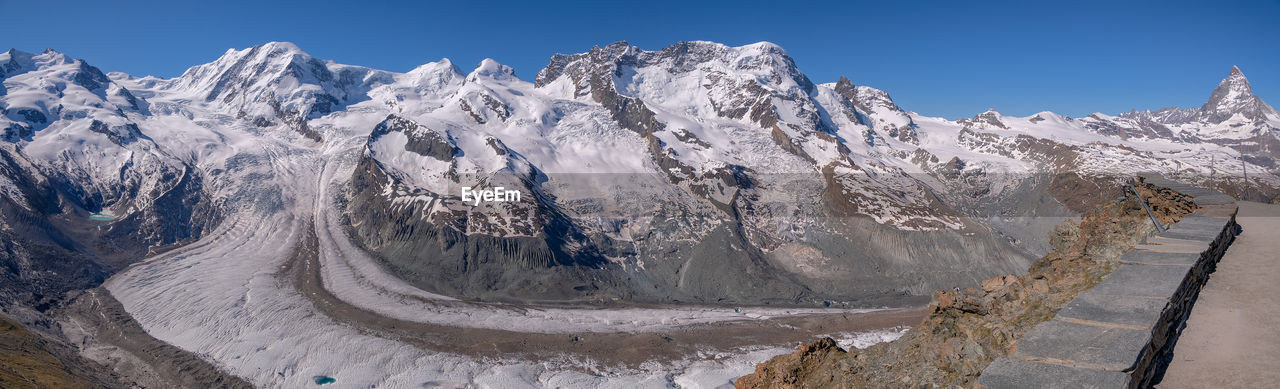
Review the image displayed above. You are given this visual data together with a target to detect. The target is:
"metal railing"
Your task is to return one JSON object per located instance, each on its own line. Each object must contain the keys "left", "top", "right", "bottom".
{"left": 1128, "top": 180, "right": 1165, "bottom": 233}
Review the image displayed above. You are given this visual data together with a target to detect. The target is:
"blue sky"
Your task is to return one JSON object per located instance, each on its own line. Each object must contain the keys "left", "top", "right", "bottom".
{"left": 3, "top": 0, "right": 1276, "bottom": 119}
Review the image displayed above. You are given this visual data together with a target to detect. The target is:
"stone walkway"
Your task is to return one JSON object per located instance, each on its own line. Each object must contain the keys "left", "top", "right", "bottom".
{"left": 1159, "top": 201, "right": 1280, "bottom": 387}
{"left": 978, "top": 180, "right": 1237, "bottom": 388}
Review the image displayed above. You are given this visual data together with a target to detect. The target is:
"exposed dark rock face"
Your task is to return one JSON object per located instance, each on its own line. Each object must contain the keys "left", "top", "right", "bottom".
{"left": 459, "top": 93, "right": 511, "bottom": 124}
{"left": 2, "top": 123, "right": 34, "bottom": 143}
{"left": 832, "top": 77, "right": 920, "bottom": 145}
{"left": 9, "top": 108, "right": 46, "bottom": 124}
{"left": 960, "top": 109, "right": 1011, "bottom": 130}
{"left": 264, "top": 93, "right": 324, "bottom": 142}
{"left": 86, "top": 120, "right": 141, "bottom": 146}
{"left": 0, "top": 204, "right": 108, "bottom": 311}
{"left": 348, "top": 123, "right": 1034, "bottom": 306}
{"left": 0, "top": 153, "right": 220, "bottom": 308}
{"left": 345, "top": 158, "right": 822, "bottom": 304}
{"left": 70, "top": 60, "right": 110, "bottom": 91}
{"left": 0, "top": 141, "right": 223, "bottom": 388}
{"left": 344, "top": 150, "right": 631, "bottom": 302}
{"left": 369, "top": 114, "right": 458, "bottom": 161}
{"left": 1085, "top": 113, "right": 1178, "bottom": 140}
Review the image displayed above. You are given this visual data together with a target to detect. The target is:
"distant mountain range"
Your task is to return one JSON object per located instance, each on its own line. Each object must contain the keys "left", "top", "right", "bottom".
{"left": 2, "top": 41, "right": 1277, "bottom": 309}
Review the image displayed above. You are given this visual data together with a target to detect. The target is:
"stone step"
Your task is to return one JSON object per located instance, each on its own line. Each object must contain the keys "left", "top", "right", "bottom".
{"left": 1117, "top": 250, "right": 1200, "bottom": 266}
{"left": 1157, "top": 224, "right": 1224, "bottom": 242}
{"left": 1173, "top": 187, "right": 1219, "bottom": 197}
{"left": 1013, "top": 318, "right": 1152, "bottom": 371}
{"left": 1087, "top": 263, "right": 1192, "bottom": 299}
{"left": 1173, "top": 215, "right": 1231, "bottom": 227}
{"left": 1057, "top": 288, "right": 1169, "bottom": 328}
{"left": 1190, "top": 194, "right": 1236, "bottom": 205}
{"left": 978, "top": 357, "right": 1129, "bottom": 389}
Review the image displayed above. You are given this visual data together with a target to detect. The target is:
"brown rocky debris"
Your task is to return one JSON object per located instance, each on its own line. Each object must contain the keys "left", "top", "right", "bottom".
{"left": 736, "top": 180, "right": 1197, "bottom": 388}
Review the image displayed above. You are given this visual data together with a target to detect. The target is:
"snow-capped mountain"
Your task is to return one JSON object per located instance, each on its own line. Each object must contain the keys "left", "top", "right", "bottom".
{"left": 3, "top": 41, "right": 1278, "bottom": 309}
{"left": 1200, "top": 66, "right": 1279, "bottom": 123}
{"left": 145, "top": 41, "right": 396, "bottom": 141}
{"left": 0, "top": 48, "right": 222, "bottom": 308}
{"left": 1110, "top": 66, "right": 1280, "bottom": 141}
{"left": 342, "top": 41, "right": 1040, "bottom": 304}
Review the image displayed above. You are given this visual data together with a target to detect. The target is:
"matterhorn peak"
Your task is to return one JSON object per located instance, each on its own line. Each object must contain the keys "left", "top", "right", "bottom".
{"left": 1207, "top": 66, "right": 1252, "bottom": 102}
{"left": 1201, "top": 65, "right": 1276, "bottom": 123}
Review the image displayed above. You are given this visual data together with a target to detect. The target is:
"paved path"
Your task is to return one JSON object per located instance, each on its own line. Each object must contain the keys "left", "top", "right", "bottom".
{"left": 1159, "top": 201, "right": 1280, "bottom": 387}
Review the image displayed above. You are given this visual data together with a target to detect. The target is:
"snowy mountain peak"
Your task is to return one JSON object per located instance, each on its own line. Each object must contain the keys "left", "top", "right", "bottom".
{"left": 1, "top": 48, "right": 36, "bottom": 78}
{"left": 160, "top": 42, "right": 395, "bottom": 139}
{"left": 829, "top": 78, "right": 908, "bottom": 119}
{"left": 2, "top": 48, "right": 30, "bottom": 62}
{"left": 957, "top": 108, "right": 1010, "bottom": 130}
{"left": 740, "top": 41, "right": 786, "bottom": 54}
{"left": 1200, "top": 65, "right": 1275, "bottom": 123}
{"left": 407, "top": 58, "right": 462, "bottom": 77}
{"left": 258, "top": 41, "right": 306, "bottom": 55}
{"left": 0, "top": 48, "right": 111, "bottom": 95}
{"left": 599, "top": 40, "right": 637, "bottom": 54}
{"left": 33, "top": 49, "right": 74, "bottom": 68}
{"left": 397, "top": 59, "right": 465, "bottom": 100}
{"left": 170, "top": 41, "right": 320, "bottom": 99}
{"left": 468, "top": 58, "right": 516, "bottom": 81}
{"left": 1114, "top": 65, "right": 1277, "bottom": 138}
{"left": 534, "top": 40, "right": 811, "bottom": 94}
{"left": 834, "top": 76, "right": 854, "bottom": 89}
{"left": 1209, "top": 65, "right": 1253, "bottom": 101}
